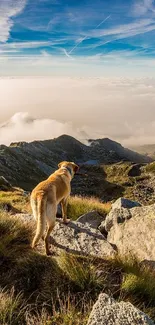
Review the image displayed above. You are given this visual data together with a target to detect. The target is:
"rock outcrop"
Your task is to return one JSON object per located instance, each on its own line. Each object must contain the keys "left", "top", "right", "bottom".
{"left": 15, "top": 213, "right": 116, "bottom": 258}
{"left": 111, "top": 197, "right": 141, "bottom": 210}
{"left": 102, "top": 200, "right": 155, "bottom": 263}
{"left": 99, "top": 198, "right": 141, "bottom": 233}
{"left": 87, "top": 293, "right": 154, "bottom": 325}
{"left": 50, "top": 220, "right": 116, "bottom": 258}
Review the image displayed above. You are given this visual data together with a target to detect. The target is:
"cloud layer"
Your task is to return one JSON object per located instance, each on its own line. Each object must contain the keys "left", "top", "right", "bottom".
{"left": 0, "top": 77, "right": 155, "bottom": 147}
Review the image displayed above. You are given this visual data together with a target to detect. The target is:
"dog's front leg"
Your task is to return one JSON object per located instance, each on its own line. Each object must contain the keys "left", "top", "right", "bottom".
{"left": 61, "top": 198, "right": 70, "bottom": 224}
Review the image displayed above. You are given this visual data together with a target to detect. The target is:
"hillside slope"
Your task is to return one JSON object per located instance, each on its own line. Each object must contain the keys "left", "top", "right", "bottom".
{"left": 0, "top": 135, "right": 152, "bottom": 190}
{"left": 130, "top": 144, "right": 155, "bottom": 160}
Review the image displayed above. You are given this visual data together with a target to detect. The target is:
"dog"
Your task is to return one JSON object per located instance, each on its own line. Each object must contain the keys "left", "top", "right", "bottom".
{"left": 30, "top": 161, "right": 79, "bottom": 255}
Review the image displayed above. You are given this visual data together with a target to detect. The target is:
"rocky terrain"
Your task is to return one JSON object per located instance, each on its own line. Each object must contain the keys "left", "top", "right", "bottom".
{"left": 1, "top": 135, "right": 155, "bottom": 324}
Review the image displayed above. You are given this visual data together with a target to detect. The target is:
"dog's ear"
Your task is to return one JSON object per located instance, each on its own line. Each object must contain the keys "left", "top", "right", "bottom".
{"left": 72, "top": 163, "right": 79, "bottom": 173}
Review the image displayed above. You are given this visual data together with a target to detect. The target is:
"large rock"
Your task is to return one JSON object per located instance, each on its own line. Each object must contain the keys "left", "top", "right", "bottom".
{"left": 99, "top": 198, "right": 141, "bottom": 233}
{"left": 107, "top": 204, "right": 155, "bottom": 263}
{"left": 87, "top": 293, "right": 154, "bottom": 325}
{"left": 100, "top": 207, "right": 132, "bottom": 233}
{"left": 50, "top": 220, "right": 116, "bottom": 259}
{"left": 127, "top": 164, "right": 142, "bottom": 177}
{"left": 14, "top": 213, "right": 116, "bottom": 258}
{"left": 76, "top": 210, "right": 104, "bottom": 229}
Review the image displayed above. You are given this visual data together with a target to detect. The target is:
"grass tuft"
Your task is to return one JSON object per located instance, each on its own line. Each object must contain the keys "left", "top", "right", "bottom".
{"left": 0, "top": 288, "right": 27, "bottom": 325}
{"left": 67, "top": 195, "right": 111, "bottom": 220}
{"left": 57, "top": 253, "right": 106, "bottom": 292}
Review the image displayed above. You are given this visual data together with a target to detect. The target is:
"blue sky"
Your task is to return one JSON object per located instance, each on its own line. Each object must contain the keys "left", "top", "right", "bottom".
{"left": 1, "top": 0, "right": 155, "bottom": 76}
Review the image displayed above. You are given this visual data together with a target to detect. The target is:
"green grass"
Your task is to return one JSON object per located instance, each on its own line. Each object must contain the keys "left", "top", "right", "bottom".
{"left": 119, "top": 256, "right": 155, "bottom": 305}
{"left": 121, "top": 273, "right": 155, "bottom": 303}
{"left": 67, "top": 195, "right": 111, "bottom": 220}
{"left": 144, "top": 162, "right": 155, "bottom": 174}
{"left": 57, "top": 253, "right": 106, "bottom": 292}
{"left": 111, "top": 256, "right": 155, "bottom": 319}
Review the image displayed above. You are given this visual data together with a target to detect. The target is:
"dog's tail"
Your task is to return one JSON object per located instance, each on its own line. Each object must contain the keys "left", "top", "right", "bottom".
{"left": 31, "top": 194, "right": 47, "bottom": 248}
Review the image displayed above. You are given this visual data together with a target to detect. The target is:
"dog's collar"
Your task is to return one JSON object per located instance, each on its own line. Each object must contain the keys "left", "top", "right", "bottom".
{"left": 65, "top": 166, "right": 73, "bottom": 176}
{"left": 62, "top": 166, "right": 72, "bottom": 176}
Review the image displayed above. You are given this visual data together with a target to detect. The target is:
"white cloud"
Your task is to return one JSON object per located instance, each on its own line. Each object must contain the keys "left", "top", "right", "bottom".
{"left": 0, "top": 112, "right": 85, "bottom": 145}
{"left": 88, "top": 19, "right": 155, "bottom": 39}
{"left": 0, "top": 41, "right": 52, "bottom": 50}
{"left": 0, "top": 77, "right": 155, "bottom": 146}
{"left": 0, "top": 0, "right": 27, "bottom": 42}
{"left": 132, "top": 0, "right": 155, "bottom": 16}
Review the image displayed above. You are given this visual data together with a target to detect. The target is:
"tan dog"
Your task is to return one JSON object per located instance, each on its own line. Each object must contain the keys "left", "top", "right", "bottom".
{"left": 30, "top": 161, "right": 79, "bottom": 255}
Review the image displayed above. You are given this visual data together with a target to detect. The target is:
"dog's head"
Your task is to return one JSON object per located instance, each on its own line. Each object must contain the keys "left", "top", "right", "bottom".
{"left": 58, "top": 161, "right": 79, "bottom": 176}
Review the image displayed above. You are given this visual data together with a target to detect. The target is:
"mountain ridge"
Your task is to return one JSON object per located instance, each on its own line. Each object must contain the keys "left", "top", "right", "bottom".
{"left": 0, "top": 134, "right": 153, "bottom": 191}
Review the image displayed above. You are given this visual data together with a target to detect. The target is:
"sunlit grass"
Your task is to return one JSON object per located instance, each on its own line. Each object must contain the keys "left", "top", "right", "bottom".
{"left": 67, "top": 195, "right": 111, "bottom": 220}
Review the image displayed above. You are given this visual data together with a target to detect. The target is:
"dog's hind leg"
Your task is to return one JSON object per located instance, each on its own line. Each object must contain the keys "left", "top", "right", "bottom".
{"left": 45, "top": 203, "right": 56, "bottom": 255}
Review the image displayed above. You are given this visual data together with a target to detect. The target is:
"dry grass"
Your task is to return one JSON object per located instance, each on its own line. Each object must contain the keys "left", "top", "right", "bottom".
{"left": 0, "top": 287, "right": 90, "bottom": 325}
{"left": 0, "top": 190, "right": 110, "bottom": 221}
{"left": 103, "top": 163, "right": 131, "bottom": 183}
{"left": 0, "top": 190, "right": 30, "bottom": 213}
{"left": 67, "top": 195, "right": 111, "bottom": 220}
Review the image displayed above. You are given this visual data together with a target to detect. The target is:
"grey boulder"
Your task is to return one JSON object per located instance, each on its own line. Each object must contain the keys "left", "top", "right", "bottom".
{"left": 87, "top": 293, "right": 154, "bottom": 325}
{"left": 76, "top": 210, "right": 104, "bottom": 229}
{"left": 108, "top": 203, "right": 155, "bottom": 263}
{"left": 99, "top": 198, "right": 141, "bottom": 233}
{"left": 111, "top": 197, "right": 141, "bottom": 210}
{"left": 50, "top": 220, "right": 116, "bottom": 259}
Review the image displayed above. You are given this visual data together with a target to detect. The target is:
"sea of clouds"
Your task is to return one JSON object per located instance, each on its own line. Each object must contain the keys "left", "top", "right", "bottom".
{"left": 0, "top": 76, "right": 155, "bottom": 147}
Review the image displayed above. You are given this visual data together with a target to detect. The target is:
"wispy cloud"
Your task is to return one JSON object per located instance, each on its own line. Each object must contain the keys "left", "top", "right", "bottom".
{"left": 62, "top": 48, "right": 74, "bottom": 60}
{"left": 88, "top": 19, "right": 155, "bottom": 37}
{"left": 0, "top": 41, "right": 52, "bottom": 52}
{"left": 0, "top": 0, "right": 27, "bottom": 42}
{"left": 69, "top": 15, "right": 111, "bottom": 54}
{"left": 132, "top": 0, "right": 155, "bottom": 16}
{"left": 85, "top": 19, "right": 155, "bottom": 52}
